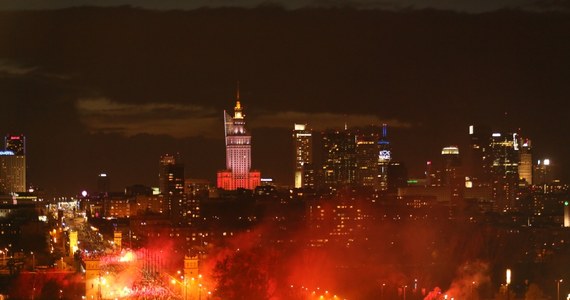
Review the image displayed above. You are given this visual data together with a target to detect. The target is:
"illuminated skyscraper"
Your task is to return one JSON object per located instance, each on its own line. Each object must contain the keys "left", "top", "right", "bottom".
{"left": 441, "top": 146, "right": 460, "bottom": 187}
{"left": 217, "top": 91, "right": 260, "bottom": 190}
{"left": 0, "top": 134, "right": 26, "bottom": 194}
{"left": 441, "top": 146, "right": 463, "bottom": 201}
{"left": 489, "top": 132, "right": 519, "bottom": 211}
{"left": 5, "top": 135, "right": 25, "bottom": 155}
{"left": 355, "top": 129, "right": 380, "bottom": 187}
{"left": 533, "top": 159, "right": 553, "bottom": 185}
{"left": 518, "top": 138, "right": 532, "bottom": 185}
{"left": 467, "top": 125, "right": 491, "bottom": 185}
{"left": 321, "top": 129, "right": 356, "bottom": 188}
{"left": 293, "top": 124, "right": 313, "bottom": 188}
{"left": 377, "top": 124, "right": 391, "bottom": 191}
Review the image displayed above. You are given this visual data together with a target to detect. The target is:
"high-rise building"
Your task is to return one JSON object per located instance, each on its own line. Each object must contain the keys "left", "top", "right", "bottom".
{"left": 533, "top": 159, "right": 553, "bottom": 185}
{"left": 377, "top": 124, "right": 391, "bottom": 191}
{"left": 0, "top": 134, "right": 26, "bottom": 194}
{"left": 467, "top": 125, "right": 491, "bottom": 186}
{"left": 518, "top": 138, "right": 532, "bottom": 185}
{"left": 441, "top": 146, "right": 460, "bottom": 187}
{"left": 489, "top": 132, "right": 519, "bottom": 211}
{"left": 387, "top": 161, "right": 408, "bottom": 192}
{"left": 441, "top": 146, "right": 463, "bottom": 201}
{"left": 159, "top": 154, "right": 184, "bottom": 195}
{"left": 355, "top": 130, "right": 380, "bottom": 187}
{"left": 97, "top": 173, "right": 110, "bottom": 194}
{"left": 321, "top": 129, "right": 356, "bottom": 188}
{"left": 5, "top": 135, "right": 25, "bottom": 155}
{"left": 217, "top": 91, "right": 261, "bottom": 190}
{"left": 293, "top": 124, "right": 313, "bottom": 188}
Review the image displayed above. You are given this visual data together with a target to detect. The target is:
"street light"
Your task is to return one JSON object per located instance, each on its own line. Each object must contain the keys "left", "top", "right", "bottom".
{"left": 381, "top": 283, "right": 386, "bottom": 299}
{"left": 557, "top": 279, "right": 563, "bottom": 300}
{"left": 506, "top": 269, "right": 511, "bottom": 300}
{"left": 170, "top": 274, "right": 188, "bottom": 300}
{"left": 403, "top": 285, "right": 408, "bottom": 300}
{"left": 31, "top": 251, "right": 35, "bottom": 270}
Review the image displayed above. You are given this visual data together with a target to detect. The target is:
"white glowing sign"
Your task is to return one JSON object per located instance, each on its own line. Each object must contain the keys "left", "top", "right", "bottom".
{"left": 0, "top": 151, "right": 14, "bottom": 155}
{"left": 379, "top": 150, "right": 391, "bottom": 161}
{"left": 294, "top": 124, "right": 306, "bottom": 131}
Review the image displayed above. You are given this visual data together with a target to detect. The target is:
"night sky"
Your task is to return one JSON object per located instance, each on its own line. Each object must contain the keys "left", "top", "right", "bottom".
{"left": 0, "top": 2, "right": 569, "bottom": 196}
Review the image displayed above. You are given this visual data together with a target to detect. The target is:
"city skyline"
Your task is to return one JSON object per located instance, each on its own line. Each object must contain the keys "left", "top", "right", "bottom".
{"left": 0, "top": 5, "right": 569, "bottom": 195}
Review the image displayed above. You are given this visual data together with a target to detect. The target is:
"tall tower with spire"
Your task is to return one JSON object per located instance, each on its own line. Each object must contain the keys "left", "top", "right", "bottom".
{"left": 217, "top": 85, "right": 261, "bottom": 190}
{"left": 377, "top": 124, "right": 391, "bottom": 191}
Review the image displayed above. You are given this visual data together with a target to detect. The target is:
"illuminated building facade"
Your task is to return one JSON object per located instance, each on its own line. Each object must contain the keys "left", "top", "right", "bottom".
{"left": 441, "top": 146, "right": 463, "bottom": 201}
{"left": 467, "top": 125, "right": 491, "bottom": 186}
{"left": 217, "top": 95, "right": 261, "bottom": 190}
{"left": 103, "top": 194, "right": 133, "bottom": 218}
{"left": 5, "top": 134, "right": 25, "bottom": 155}
{"left": 0, "top": 134, "right": 26, "bottom": 194}
{"left": 518, "top": 138, "right": 532, "bottom": 185}
{"left": 293, "top": 124, "right": 313, "bottom": 188}
{"left": 441, "top": 146, "right": 460, "bottom": 186}
{"left": 84, "top": 258, "right": 101, "bottom": 300}
{"left": 355, "top": 130, "right": 380, "bottom": 187}
{"left": 489, "top": 132, "right": 520, "bottom": 211}
{"left": 377, "top": 124, "right": 391, "bottom": 191}
{"left": 134, "top": 194, "right": 168, "bottom": 215}
{"left": 533, "top": 159, "right": 553, "bottom": 185}
{"left": 159, "top": 154, "right": 185, "bottom": 195}
{"left": 321, "top": 129, "right": 356, "bottom": 188}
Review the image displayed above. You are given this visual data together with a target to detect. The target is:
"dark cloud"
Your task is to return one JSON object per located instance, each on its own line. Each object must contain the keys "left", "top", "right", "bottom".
{"left": 0, "top": 0, "right": 557, "bottom": 13}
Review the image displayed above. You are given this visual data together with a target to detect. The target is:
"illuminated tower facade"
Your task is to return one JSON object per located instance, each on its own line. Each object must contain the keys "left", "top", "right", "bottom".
{"left": 442, "top": 146, "right": 463, "bottom": 201}
{"left": 69, "top": 231, "right": 78, "bottom": 257}
{"left": 217, "top": 92, "right": 260, "bottom": 190}
{"left": 441, "top": 146, "right": 460, "bottom": 187}
{"left": 5, "top": 135, "right": 25, "bottom": 155}
{"left": 518, "top": 137, "right": 532, "bottom": 185}
{"left": 377, "top": 124, "right": 391, "bottom": 191}
{"left": 533, "top": 159, "right": 553, "bottom": 185}
{"left": 293, "top": 124, "right": 313, "bottom": 188}
{"left": 159, "top": 154, "right": 184, "bottom": 195}
{"left": 489, "top": 132, "right": 519, "bottom": 211}
{"left": 84, "top": 258, "right": 101, "bottom": 299}
{"left": 321, "top": 129, "right": 356, "bottom": 188}
{"left": 467, "top": 125, "right": 491, "bottom": 186}
{"left": 355, "top": 130, "right": 380, "bottom": 187}
{"left": 0, "top": 134, "right": 26, "bottom": 194}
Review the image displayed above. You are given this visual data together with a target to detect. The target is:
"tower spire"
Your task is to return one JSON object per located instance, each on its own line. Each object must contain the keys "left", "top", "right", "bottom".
{"left": 234, "top": 81, "right": 243, "bottom": 119}
{"left": 236, "top": 80, "right": 240, "bottom": 102}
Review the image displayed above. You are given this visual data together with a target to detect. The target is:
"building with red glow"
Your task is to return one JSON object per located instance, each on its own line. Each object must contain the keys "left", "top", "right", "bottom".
{"left": 217, "top": 93, "right": 260, "bottom": 190}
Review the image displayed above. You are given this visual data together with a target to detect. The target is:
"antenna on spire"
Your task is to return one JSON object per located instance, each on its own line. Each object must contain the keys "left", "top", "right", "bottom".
{"left": 382, "top": 123, "right": 387, "bottom": 138}
{"left": 236, "top": 80, "right": 240, "bottom": 101}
